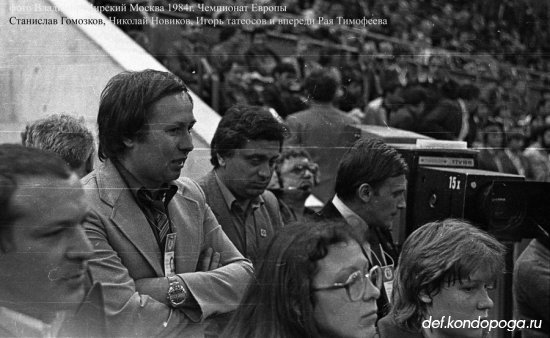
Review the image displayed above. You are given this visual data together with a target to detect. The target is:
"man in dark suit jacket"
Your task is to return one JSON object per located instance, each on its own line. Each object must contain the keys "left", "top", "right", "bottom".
{"left": 198, "top": 105, "right": 286, "bottom": 264}
{"left": 315, "top": 137, "right": 408, "bottom": 317}
{"left": 0, "top": 145, "right": 106, "bottom": 338}
{"left": 82, "top": 70, "right": 253, "bottom": 337}
{"left": 285, "top": 68, "right": 361, "bottom": 204}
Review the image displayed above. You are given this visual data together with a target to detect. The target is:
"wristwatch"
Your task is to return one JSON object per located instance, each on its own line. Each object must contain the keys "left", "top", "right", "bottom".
{"left": 166, "top": 275, "right": 187, "bottom": 307}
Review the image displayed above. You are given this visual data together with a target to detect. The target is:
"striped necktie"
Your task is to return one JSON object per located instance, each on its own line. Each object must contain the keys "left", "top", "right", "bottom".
{"left": 138, "top": 189, "right": 171, "bottom": 247}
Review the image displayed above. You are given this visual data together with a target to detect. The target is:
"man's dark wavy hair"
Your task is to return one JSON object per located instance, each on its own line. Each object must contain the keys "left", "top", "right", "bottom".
{"left": 335, "top": 137, "right": 408, "bottom": 201}
{"left": 210, "top": 104, "right": 288, "bottom": 168}
{"left": 97, "top": 69, "right": 190, "bottom": 161}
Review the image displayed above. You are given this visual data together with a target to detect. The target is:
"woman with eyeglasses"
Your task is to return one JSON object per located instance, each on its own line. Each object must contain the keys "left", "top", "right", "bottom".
{"left": 222, "top": 221, "right": 381, "bottom": 338}
{"left": 377, "top": 219, "right": 506, "bottom": 338}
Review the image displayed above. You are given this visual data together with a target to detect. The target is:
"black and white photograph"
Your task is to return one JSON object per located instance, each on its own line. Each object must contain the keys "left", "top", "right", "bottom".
{"left": 1, "top": 0, "right": 549, "bottom": 337}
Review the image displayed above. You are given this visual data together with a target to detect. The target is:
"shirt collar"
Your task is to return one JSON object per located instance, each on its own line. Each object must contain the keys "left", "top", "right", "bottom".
{"left": 332, "top": 195, "right": 368, "bottom": 231}
{"left": 332, "top": 195, "right": 381, "bottom": 264}
{"left": 113, "top": 159, "right": 178, "bottom": 203}
{"left": 214, "top": 171, "right": 263, "bottom": 211}
{"left": 0, "top": 307, "right": 66, "bottom": 338}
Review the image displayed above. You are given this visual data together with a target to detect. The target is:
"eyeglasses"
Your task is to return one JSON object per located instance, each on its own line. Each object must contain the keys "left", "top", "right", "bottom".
{"left": 312, "top": 265, "right": 382, "bottom": 302}
{"left": 288, "top": 163, "right": 319, "bottom": 176}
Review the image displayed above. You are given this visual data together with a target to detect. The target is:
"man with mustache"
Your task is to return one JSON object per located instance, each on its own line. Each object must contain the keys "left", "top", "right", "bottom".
{"left": 198, "top": 104, "right": 287, "bottom": 264}
{"left": 82, "top": 70, "right": 253, "bottom": 337}
{"left": 0, "top": 145, "right": 105, "bottom": 337}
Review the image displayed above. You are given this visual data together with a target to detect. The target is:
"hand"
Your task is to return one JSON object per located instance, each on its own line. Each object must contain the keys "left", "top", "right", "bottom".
{"left": 197, "top": 247, "right": 222, "bottom": 271}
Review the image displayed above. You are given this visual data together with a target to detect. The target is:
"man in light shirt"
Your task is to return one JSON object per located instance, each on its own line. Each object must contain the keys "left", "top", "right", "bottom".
{"left": 315, "top": 137, "right": 408, "bottom": 318}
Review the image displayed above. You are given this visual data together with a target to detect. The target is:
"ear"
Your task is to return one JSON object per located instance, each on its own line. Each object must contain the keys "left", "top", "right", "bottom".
{"left": 217, "top": 154, "right": 226, "bottom": 167}
{"left": 419, "top": 290, "right": 432, "bottom": 304}
{"left": 356, "top": 183, "right": 373, "bottom": 203}
{"left": 122, "top": 137, "right": 134, "bottom": 149}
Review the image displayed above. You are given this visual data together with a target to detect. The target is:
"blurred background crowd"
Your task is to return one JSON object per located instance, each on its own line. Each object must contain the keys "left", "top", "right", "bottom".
{"left": 91, "top": 0, "right": 550, "bottom": 182}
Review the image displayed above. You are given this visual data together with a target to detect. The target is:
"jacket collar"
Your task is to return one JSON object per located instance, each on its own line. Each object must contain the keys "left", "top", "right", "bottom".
{"left": 94, "top": 160, "right": 165, "bottom": 276}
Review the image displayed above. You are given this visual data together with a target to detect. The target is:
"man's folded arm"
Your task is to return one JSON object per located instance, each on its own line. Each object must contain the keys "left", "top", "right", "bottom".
{"left": 84, "top": 211, "right": 203, "bottom": 338}
{"left": 181, "top": 204, "right": 253, "bottom": 318}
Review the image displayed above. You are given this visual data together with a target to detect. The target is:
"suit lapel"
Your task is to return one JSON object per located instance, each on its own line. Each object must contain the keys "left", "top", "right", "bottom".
{"left": 97, "top": 161, "right": 164, "bottom": 277}
{"left": 318, "top": 201, "right": 384, "bottom": 264}
{"left": 318, "top": 201, "right": 344, "bottom": 220}
{"left": 167, "top": 185, "right": 202, "bottom": 272}
{"left": 203, "top": 172, "right": 236, "bottom": 236}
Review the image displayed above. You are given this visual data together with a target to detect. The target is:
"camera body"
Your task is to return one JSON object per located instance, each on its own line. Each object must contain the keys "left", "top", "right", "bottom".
{"left": 355, "top": 126, "right": 549, "bottom": 243}
{"left": 393, "top": 144, "right": 547, "bottom": 243}
{"left": 412, "top": 166, "right": 532, "bottom": 241}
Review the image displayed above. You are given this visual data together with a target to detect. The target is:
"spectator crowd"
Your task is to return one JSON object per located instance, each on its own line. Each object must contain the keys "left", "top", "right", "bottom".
{"left": 94, "top": 0, "right": 550, "bottom": 182}
{"left": 2, "top": 0, "right": 550, "bottom": 337}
